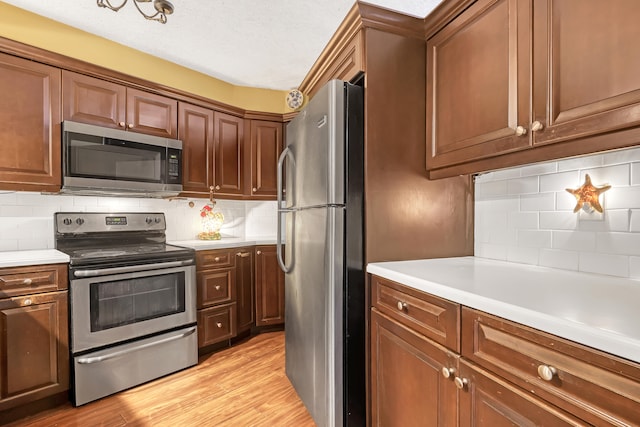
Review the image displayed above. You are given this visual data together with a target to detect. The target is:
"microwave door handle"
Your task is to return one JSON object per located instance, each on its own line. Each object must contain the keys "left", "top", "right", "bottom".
{"left": 277, "top": 147, "right": 294, "bottom": 273}
{"left": 73, "top": 259, "right": 193, "bottom": 278}
{"left": 76, "top": 327, "right": 197, "bottom": 364}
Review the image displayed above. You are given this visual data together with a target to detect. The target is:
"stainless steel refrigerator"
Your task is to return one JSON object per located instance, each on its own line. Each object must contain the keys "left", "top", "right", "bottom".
{"left": 276, "top": 79, "right": 365, "bottom": 427}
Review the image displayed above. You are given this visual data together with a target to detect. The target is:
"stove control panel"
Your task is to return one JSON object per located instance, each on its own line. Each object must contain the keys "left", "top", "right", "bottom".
{"left": 55, "top": 212, "right": 166, "bottom": 234}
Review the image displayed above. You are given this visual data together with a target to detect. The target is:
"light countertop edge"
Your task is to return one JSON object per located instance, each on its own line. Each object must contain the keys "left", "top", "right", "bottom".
{"left": 367, "top": 257, "right": 640, "bottom": 364}
{"left": 0, "top": 250, "right": 70, "bottom": 268}
{"left": 169, "top": 237, "right": 277, "bottom": 250}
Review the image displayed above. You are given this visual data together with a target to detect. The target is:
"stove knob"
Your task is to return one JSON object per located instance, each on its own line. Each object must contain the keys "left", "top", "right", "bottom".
{"left": 63, "top": 218, "right": 72, "bottom": 225}
{"left": 154, "top": 217, "right": 161, "bottom": 224}
{"left": 75, "top": 218, "right": 85, "bottom": 225}
{"left": 145, "top": 217, "right": 153, "bottom": 224}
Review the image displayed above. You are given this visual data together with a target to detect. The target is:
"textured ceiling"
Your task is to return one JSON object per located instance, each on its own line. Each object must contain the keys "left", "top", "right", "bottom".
{"left": 1, "top": 0, "right": 442, "bottom": 90}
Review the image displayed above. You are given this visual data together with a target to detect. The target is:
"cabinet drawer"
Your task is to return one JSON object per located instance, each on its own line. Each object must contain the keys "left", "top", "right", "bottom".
{"left": 196, "top": 249, "right": 235, "bottom": 270}
{"left": 371, "top": 275, "right": 460, "bottom": 351}
{"left": 0, "top": 264, "right": 67, "bottom": 297}
{"left": 197, "top": 303, "right": 236, "bottom": 347}
{"left": 197, "top": 267, "right": 235, "bottom": 308}
{"left": 462, "top": 307, "right": 640, "bottom": 426}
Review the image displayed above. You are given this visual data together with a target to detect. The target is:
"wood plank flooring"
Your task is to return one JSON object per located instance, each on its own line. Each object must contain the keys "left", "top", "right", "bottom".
{"left": 6, "top": 331, "right": 316, "bottom": 427}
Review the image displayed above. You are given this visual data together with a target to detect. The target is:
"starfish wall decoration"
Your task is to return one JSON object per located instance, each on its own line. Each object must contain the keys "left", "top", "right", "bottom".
{"left": 565, "top": 174, "right": 611, "bottom": 213}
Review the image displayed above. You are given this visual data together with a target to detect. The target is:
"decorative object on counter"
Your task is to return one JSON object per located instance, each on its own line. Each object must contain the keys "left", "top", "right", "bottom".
{"left": 565, "top": 174, "right": 611, "bottom": 214}
{"left": 198, "top": 186, "right": 224, "bottom": 240}
{"left": 97, "top": 0, "right": 174, "bottom": 24}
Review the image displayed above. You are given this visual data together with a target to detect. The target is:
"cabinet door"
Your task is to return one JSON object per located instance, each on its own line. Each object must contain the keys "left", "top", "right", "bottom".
{"left": 179, "top": 102, "right": 214, "bottom": 194}
{"left": 126, "top": 87, "right": 177, "bottom": 138}
{"left": 213, "top": 112, "right": 245, "bottom": 197}
{"left": 426, "top": 0, "right": 531, "bottom": 170}
{"left": 370, "top": 309, "right": 458, "bottom": 427}
{"left": 235, "top": 249, "right": 254, "bottom": 333}
{"left": 197, "top": 303, "right": 237, "bottom": 348}
{"left": 254, "top": 245, "right": 284, "bottom": 326}
{"left": 196, "top": 267, "right": 235, "bottom": 308}
{"left": 249, "top": 120, "right": 283, "bottom": 199}
{"left": 0, "top": 53, "right": 61, "bottom": 191}
{"left": 62, "top": 70, "right": 126, "bottom": 129}
{"left": 458, "top": 360, "right": 585, "bottom": 426}
{"left": 532, "top": 0, "right": 640, "bottom": 147}
{"left": 0, "top": 291, "right": 69, "bottom": 411}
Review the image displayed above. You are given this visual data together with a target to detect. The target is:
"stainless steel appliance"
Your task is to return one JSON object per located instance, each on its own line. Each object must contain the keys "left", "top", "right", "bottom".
{"left": 277, "top": 79, "right": 365, "bottom": 427}
{"left": 55, "top": 212, "right": 197, "bottom": 406}
{"left": 62, "top": 121, "right": 183, "bottom": 197}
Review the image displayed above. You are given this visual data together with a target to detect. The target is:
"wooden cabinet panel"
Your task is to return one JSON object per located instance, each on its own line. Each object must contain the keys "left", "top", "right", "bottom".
{"left": 370, "top": 309, "right": 458, "bottom": 427}
{"left": 458, "top": 359, "right": 584, "bottom": 426}
{"left": 63, "top": 70, "right": 177, "bottom": 138}
{"left": 235, "top": 249, "right": 254, "bottom": 334}
{"left": 196, "top": 268, "right": 235, "bottom": 308}
{"left": 213, "top": 112, "right": 245, "bottom": 197}
{"left": 62, "top": 70, "right": 125, "bottom": 129}
{"left": 0, "top": 53, "right": 61, "bottom": 191}
{"left": 371, "top": 275, "right": 460, "bottom": 352}
{"left": 0, "top": 291, "right": 69, "bottom": 411}
{"left": 0, "top": 264, "right": 67, "bottom": 298}
{"left": 426, "top": 0, "right": 531, "bottom": 170}
{"left": 254, "top": 245, "right": 284, "bottom": 326}
{"left": 532, "top": 0, "right": 640, "bottom": 147}
{"left": 197, "top": 303, "right": 236, "bottom": 347}
{"left": 249, "top": 120, "right": 282, "bottom": 199}
{"left": 179, "top": 102, "right": 214, "bottom": 194}
{"left": 462, "top": 307, "right": 640, "bottom": 426}
{"left": 126, "top": 87, "right": 177, "bottom": 138}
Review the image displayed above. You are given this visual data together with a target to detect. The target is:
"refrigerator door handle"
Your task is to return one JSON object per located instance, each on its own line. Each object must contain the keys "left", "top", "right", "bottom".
{"left": 277, "top": 146, "right": 295, "bottom": 273}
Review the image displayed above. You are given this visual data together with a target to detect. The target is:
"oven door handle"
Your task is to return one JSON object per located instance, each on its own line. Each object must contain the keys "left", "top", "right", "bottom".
{"left": 73, "top": 259, "right": 193, "bottom": 278}
{"left": 76, "top": 326, "right": 197, "bottom": 365}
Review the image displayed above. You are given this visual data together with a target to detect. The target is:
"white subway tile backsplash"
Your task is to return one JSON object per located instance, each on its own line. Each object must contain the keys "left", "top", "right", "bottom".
{"left": 539, "top": 249, "right": 580, "bottom": 271}
{"left": 579, "top": 252, "right": 629, "bottom": 277}
{"left": 475, "top": 145, "right": 640, "bottom": 279}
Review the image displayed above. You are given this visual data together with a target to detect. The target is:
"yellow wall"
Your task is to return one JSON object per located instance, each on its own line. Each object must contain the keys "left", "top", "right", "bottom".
{"left": 0, "top": 2, "right": 288, "bottom": 114}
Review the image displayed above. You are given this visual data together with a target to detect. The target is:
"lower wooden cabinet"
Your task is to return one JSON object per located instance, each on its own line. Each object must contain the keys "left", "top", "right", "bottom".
{"left": 0, "top": 264, "right": 69, "bottom": 413}
{"left": 370, "top": 309, "right": 458, "bottom": 427}
{"left": 254, "top": 245, "right": 284, "bottom": 326}
{"left": 197, "top": 303, "right": 236, "bottom": 347}
{"left": 235, "top": 249, "right": 254, "bottom": 334}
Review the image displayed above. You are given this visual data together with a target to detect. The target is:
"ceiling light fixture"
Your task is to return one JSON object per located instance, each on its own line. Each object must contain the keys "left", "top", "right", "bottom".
{"left": 97, "top": 0, "right": 174, "bottom": 24}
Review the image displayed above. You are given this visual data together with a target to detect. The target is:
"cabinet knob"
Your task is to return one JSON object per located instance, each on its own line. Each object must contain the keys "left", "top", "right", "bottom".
{"left": 214, "top": 285, "right": 221, "bottom": 291}
{"left": 127, "top": 123, "right": 134, "bottom": 129}
{"left": 252, "top": 187, "right": 257, "bottom": 193}
{"left": 441, "top": 367, "right": 455, "bottom": 379}
{"left": 118, "top": 121, "right": 125, "bottom": 127}
{"left": 22, "top": 278, "right": 33, "bottom": 285}
{"left": 257, "top": 250, "right": 262, "bottom": 255}
{"left": 531, "top": 121, "right": 544, "bottom": 132}
{"left": 396, "top": 301, "right": 408, "bottom": 311}
{"left": 454, "top": 376, "right": 469, "bottom": 390}
{"left": 214, "top": 257, "right": 220, "bottom": 262}
{"left": 23, "top": 298, "right": 33, "bottom": 306}
{"left": 537, "top": 364, "right": 557, "bottom": 381}
{"left": 215, "top": 185, "right": 220, "bottom": 191}
{"left": 515, "top": 125, "right": 527, "bottom": 136}
{"left": 283, "top": 188, "right": 286, "bottom": 193}
{"left": 216, "top": 322, "right": 223, "bottom": 328}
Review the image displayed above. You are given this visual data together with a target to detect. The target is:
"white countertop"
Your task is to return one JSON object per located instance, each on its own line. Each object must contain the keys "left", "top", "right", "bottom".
{"left": 0, "top": 249, "right": 70, "bottom": 268}
{"left": 367, "top": 256, "right": 640, "bottom": 364}
{"left": 169, "top": 237, "right": 277, "bottom": 250}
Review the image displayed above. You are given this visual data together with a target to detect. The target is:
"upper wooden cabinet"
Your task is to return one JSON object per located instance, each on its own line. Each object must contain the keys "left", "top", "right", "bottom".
{"left": 179, "top": 103, "right": 245, "bottom": 198}
{"left": 63, "top": 70, "right": 177, "bottom": 138}
{"left": 249, "top": 120, "right": 283, "bottom": 199}
{"left": 0, "top": 53, "right": 61, "bottom": 192}
{"left": 427, "top": 0, "right": 640, "bottom": 177}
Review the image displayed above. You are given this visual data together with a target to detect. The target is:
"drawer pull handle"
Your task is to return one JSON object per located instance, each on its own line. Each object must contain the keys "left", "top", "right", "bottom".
{"left": 23, "top": 298, "right": 33, "bottom": 306}
{"left": 537, "top": 364, "right": 557, "bottom": 381}
{"left": 23, "top": 278, "right": 33, "bottom": 285}
{"left": 397, "top": 301, "right": 407, "bottom": 311}
{"left": 454, "top": 377, "right": 469, "bottom": 390}
{"left": 515, "top": 125, "right": 527, "bottom": 136}
{"left": 236, "top": 252, "right": 250, "bottom": 258}
{"left": 214, "top": 257, "right": 220, "bottom": 262}
{"left": 215, "top": 285, "right": 221, "bottom": 291}
{"left": 441, "top": 367, "right": 455, "bottom": 379}
{"left": 256, "top": 250, "right": 262, "bottom": 255}
{"left": 216, "top": 322, "right": 223, "bottom": 328}
{"left": 531, "top": 121, "right": 544, "bottom": 132}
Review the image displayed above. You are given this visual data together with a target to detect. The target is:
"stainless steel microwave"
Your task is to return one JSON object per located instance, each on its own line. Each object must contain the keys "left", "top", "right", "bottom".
{"left": 62, "top": 121, "right": 183, "bottom": 197}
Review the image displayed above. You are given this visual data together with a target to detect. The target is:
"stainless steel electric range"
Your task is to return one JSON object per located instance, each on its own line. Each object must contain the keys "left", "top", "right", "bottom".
{"left": 55, "top": 212, "right": 197, "bottom": 406}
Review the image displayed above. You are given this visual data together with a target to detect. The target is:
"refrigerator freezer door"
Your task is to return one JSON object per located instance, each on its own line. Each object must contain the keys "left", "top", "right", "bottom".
{"left": 285, "top": 80, "right": 345, "bottom": 209}
{"left": 285, "top": 206, "right": 344, "bottom": 427}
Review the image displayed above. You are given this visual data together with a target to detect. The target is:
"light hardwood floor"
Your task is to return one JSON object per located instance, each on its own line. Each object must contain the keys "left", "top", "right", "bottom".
{"left": 6, "top": 331, "right": 316, "bottom": 426}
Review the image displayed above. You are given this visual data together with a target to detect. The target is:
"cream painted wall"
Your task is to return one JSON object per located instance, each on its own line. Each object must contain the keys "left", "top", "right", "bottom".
{"left": 0, "top": 2, "right": 288, "bottom": 113}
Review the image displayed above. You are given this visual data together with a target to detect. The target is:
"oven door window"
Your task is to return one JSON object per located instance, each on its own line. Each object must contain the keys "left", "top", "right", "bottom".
{"left": 90, "top": 271, "right": 185, "bottom": 332}
{"left": 66, "top": 132, "right": 166, "bottom": 183}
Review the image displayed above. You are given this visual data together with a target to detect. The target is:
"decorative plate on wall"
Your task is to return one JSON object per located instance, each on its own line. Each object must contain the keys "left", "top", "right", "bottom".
{"left": 286, "top": 89, "right": 304, "bottom": 110}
